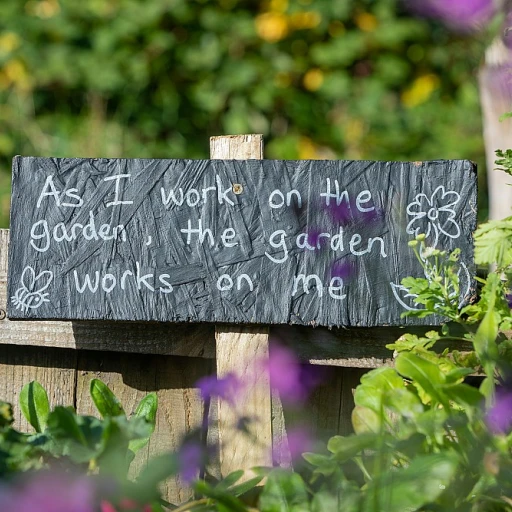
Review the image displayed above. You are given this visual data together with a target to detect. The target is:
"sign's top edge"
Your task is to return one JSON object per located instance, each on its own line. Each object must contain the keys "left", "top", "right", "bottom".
{"left": 12, "top": 155, "right": 477, "bottom": 166}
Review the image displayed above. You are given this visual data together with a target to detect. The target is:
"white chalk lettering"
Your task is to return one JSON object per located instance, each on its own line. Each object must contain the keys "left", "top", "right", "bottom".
{"left": 269, "top": 189, "right": 285, "bottom": 209}
{"left": 356, "top": 190, "right": 375, "bottom": 212}
{"left": 237, "top": 274, "right": 254, "bottom": 291}
{"left": 61, "top": 188, "right": 83, "bottom": 208}
{"left": 296, "top": 233, "right": 315, "bottom": 251}
{"left": 74, "top": 270, "right": 100, "bottom": 293}
{"left": 265, "top": 230, "right": 289, "bottom": 264}
{"left": 328, "top": 277, "right": 346, "bottom": 300}
{"left": 186, "top": 189, "right": 200, "bottom": 207}
{"left": 136, "top": 261, "right": 154, "bottom": 291}
{"left": 216, "top": 273, "right": 254, "bottom": 292}
{"left": 221, "top": 228, "right": 237, "bottom": 247}
{"left": 320, "top": 178, "right": 350, "bottom": 206}
{"left": 216, "top": 175, "right": 235, "bottom": 206}
{"left": 37, "top": 175, "right": 61, "bottom": 208}
{"left": 180, "top": 219, "right": 215, "bottom": 247}
{"left": 102, "top": 274, "right": 117, "bottom": 293}
{"left": 30, "top": 220, "right": 50, "bottom": 253}
{"left": 161, "top": 187, "right": 184, "bottom": 206}
{"left": 292, "top": 274, "right": 323, "bottom": 297}
{"left": 217, "top": 274, "right": 233, "bottom": 291}
{"left": 104, "top": 174, "right": 133, "bottom": 207}
{"left": 158, "top": 274, "right": 173, "bottom": 293}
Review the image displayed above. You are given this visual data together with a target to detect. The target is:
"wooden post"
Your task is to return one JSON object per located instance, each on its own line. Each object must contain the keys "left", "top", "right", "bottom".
{"left": 210, "top": 135, "right": 273, "bottom": 477}
{"left": 479, "top": 37, "right": 512, "bottom": 220}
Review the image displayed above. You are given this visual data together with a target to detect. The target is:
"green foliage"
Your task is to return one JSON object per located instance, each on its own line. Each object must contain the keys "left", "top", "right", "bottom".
{"left": 0, "top": 378, "right": 163, "bottom": 509}
{"left": 0, "top": 0, "right": 490, "bottom": 227}
{"left": 19, "top": 380, "right": 50, "bottom": 433}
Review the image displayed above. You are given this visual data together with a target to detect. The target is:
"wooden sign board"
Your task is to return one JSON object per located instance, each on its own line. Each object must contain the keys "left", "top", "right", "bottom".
{"left": 7, "top": 157, "right": 477, "bottom": 327}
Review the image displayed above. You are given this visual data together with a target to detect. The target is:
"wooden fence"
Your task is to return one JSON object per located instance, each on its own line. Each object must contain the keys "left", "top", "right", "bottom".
{"left": 0, "top": 135, "right": 418, "bottom": 505}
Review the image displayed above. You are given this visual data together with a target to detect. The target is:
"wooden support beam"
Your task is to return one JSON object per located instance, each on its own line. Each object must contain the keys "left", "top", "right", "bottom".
{"left": 211, "top": 135, "right": 273, "bottom": 476}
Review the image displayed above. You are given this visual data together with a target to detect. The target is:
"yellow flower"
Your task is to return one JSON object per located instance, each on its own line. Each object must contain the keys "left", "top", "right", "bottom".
{"left": 290, "top": 11, "right": 321, "bottom": 30}
{"left": 0, "top": 32, "right": 20, "bottom": 54}
{"left": 303, "top": 68, "right": 323, "bottom": 91}
{"left": 255, "top": 12, "right": 289, "bottom": 42}
{"left": 355, "top": 12, "right": 378, "bottom": 32}
{"left": 401, "top": 74, "right": 440, "bottom": 108}
{"left": 25, "top": 0, "right": 60, "bottom": 19}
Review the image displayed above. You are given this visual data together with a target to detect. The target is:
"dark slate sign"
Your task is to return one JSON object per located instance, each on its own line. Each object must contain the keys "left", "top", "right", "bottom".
{"left": 7, "top": 157, "right": 477, "bottom": 327}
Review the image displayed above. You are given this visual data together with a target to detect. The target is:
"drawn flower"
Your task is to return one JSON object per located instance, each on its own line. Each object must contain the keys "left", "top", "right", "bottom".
{"left": 406, "top": 186, "right": 461, "bottom": 249}
{"left": 404, "top": 0, "right": 495, "bottom": 32}
{"left": 486, "top": 387, "right": 512, "bottom": 435}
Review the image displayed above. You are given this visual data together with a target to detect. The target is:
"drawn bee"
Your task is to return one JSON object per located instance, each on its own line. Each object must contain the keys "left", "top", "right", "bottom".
{"left": 11, "top": 266, "right": 53, "bottom": 312}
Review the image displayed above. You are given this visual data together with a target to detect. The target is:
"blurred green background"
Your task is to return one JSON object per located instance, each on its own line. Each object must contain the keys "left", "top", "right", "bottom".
{"left": 0, "top": 0, "right": 495, "bottom": 227}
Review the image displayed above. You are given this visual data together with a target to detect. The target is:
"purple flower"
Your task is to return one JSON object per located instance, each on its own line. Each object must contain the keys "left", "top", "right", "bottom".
{"left": 331, "top": 260, "right": 356, "bottom": 281}
{"left": 405, "top": 0, "right": 496, "bottom": 32}
{"left": 0, "top": 471, "right": 95, "bottom": 512}
{"left": 178, "top": 442, "right": 204, "bottom": 484}
{"left": 273, "top": 426, "right": 313, "bottom": 463}
{"left": 196, "top": 372, "right": 242, "bottom": 405}
{"left": 506, "top": 293, "right": 512, "bottom": 309}
{"left": 486, "top": 387, "right": 512, "bottom": 434}
{"left": 324, "top": 201, "right": 352, "bottom": 225}
{"left": 264, "top": 344, "right": 322, "bottom": 404}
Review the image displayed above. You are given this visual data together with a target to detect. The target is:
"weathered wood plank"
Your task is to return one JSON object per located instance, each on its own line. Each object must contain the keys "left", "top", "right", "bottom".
{"left": 0, "top": 344, "right": 77, "bottom": 432}
{"left": 213, "top": 135, "right": 273, "bottom": 478}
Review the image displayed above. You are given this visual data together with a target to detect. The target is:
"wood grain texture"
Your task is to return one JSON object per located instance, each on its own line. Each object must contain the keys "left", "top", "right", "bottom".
{"left": 0, "top": 344, "right": 77, "bottom": 431}
{"left": 480, "top": 38, "right": 512, "bottom": 220}
{"left": 7, "top": 156, "right": 477, "bottom": 327}
{"left": 213, "top": 135, "right": 273, "bottom": 478}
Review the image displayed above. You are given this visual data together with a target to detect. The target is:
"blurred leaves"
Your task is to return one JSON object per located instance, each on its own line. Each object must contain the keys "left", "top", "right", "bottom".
{"left": 0, "top": 0, "right": 489, "bottom": 226}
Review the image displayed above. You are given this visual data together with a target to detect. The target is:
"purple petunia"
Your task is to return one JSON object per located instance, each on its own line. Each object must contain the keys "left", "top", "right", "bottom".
{"left": 405, "top": 0, "right": 496, "bottom": 32}
{"left": 0, "top": 471, "right": 96, "bottom": 512}
{"left": 178, "top": 442, "right": 204, "bottom": 484}
{"left": 486, "top": 387, "right": 512, "bottom": 434}
{"left": 196, "top": 372, "right": 242, "bottom": 405}
{"left": 273, "top": 426, "right": 313, "bottom": 463}
{"left": 264, "top": 343, "right": 323, "bottom": 404}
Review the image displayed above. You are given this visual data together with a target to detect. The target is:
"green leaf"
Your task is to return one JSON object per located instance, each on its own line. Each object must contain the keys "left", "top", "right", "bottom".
{"left": 441, "top": 383, "right": 484, "bottom": 408}
{"left": 363, "top": 453, "right": 458, "bottom": 512}
{"left": 383, "top": 388, "right": 424, "bottom": 419}
{"left": 351, "top": 406, "right": 382, "bottom": 434}
{"left": 47, "top": 407, "right": 87, "bottom": 445}
{"left": 228, "top": 475, "right": 265, "bottom": 497}
{"left": 327, "top": 433, "right": 378, "bottom": 461}
{"left": 499, "top": 112, "right": 512, "bottom": 122}
{"left": 128, "top": 393, "right": 157, "bottom": 455}
{"left": 474, "top": 217, "right": 512, "bottom": 268}
{"left": 194, "top": 480, "right": 248, "bottom": 512}
{"left": 395, "top": 353, "right": 449, "bottom": 408}
{"left": 90, "top": 379, "right": 125, "bottom": 418}
{"left": 19, "top": 381, "right": 50, "bottom": 433}
{"left": 354, "top": 368, "right": 405, "bottom": 413}
{"left": 259, "top": 469, "right": 310, "bottom": 512}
